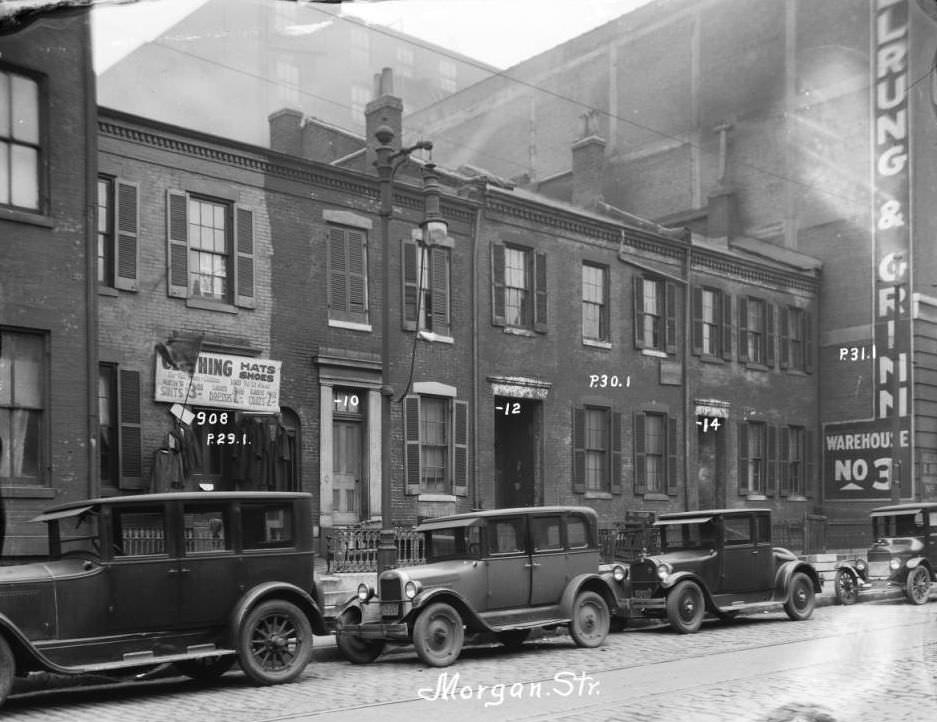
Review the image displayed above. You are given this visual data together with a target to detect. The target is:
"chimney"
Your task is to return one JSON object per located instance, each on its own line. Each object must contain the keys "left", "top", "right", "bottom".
{"left": 269, "top": 108, "right": 304, "bottom": 155}
{"left": 571, "top": 110, "right": 606, "bottom": 208}
{"left": 365, "top": 67, "right": 403, "bottom": 174}
{"left": 707, "top": 183, "right": 738, "bottom": 245}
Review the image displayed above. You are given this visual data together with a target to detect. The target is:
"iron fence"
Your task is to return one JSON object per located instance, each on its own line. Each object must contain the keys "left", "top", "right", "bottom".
{"left": 326, "top": 525, "right": 426, "bottom": 572}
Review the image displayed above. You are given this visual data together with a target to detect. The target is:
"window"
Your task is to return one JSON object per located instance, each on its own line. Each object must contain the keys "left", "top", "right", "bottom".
{"left": 573, "top": 407, "right": 621, "bottom": 494}
{"left": 567, "top": 515, "right": 590, "bottom": 548}
{"left": 532, "top": 515, "right": 563, "bottom": 551}
{"left": 98, "top": 364, "right": 143, "bottom": 490}
{"left": 98, "top": 365, "right": 118, "bottom": 486}
{"left": 166, "top": 191, "right": 255, "bottom": 308}
{"left": 738, "top": 421, "right": 768, "bottom": 495}
{"left": 739, "top": 297, "right": 775, "bottom": 366}
{"left": 242, "top": 502, "right": 294, "bottom": 549}
{"left": 327, "top": 225, "right": 368, "bottom": 324}
{"left": 692, "top": 287, "right": 732, "bottom": 358}
{"left": 634, "top": 277, "right": 676, "bottom": 353}
{"left": 634, "top": 411, "right": 677, "bottom": 495}
{"left": 489, "top": 517, "right": 526, "bottom": 554}
{"left": 0, "top": 330, "right": 44, "bottom": 485}
{"left": 491, "top": 244, "right": 547, "bottom": 332}
{"left": 97, "top": 176, "right": 139, "bottom": 291}
{"left": 97, "top": 178, "right": 114, "bottom": 287}
{"left": 582, "top": 263, "right": 608, "bottom": 342}
{"left": 183, "top": 505, "right": 230, "bottom": 553}
{"left": 0, "top": 67, "right": 41, "bottom": 211}
{"left": 404, "top": 395, "right": 469, "bottom": 496}
{"left": 781, "top": 426, "right": 809, "bottom": 497}
{"left": 780, "top": 307, "right": 813, "bottom": 372}
{"left": 402, "top": 240, "right": 450, "bottom": 335}
{"left": 723, "top": 516, "right": 752, "bottom": 546}
{"left": 585, "top": 408, "right": 609, "bottom": 490}
{"left": 756, "top": 514, "right": 771, "bottom": 544}
{"left": 113, "top": 506, "right": 166, "bottom": 557}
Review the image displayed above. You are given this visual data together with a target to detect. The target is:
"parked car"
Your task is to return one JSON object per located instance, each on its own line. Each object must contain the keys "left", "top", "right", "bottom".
{"left": 833, "top": 502, "right": 936, "bottom": 605}
{"left": 628, "top": 508, "right": 822, "bottom": 633}
{"left": 0, "top": 492, "right": 329, "bottom": 708}
{"left": 335, "top": 506, "right": 628, "bottom": 667}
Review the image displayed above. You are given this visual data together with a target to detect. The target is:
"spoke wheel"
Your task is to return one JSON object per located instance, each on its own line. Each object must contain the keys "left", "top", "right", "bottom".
{"left": 834, "top": 569, "right": 859, "bottom": 606}
{"left": 336, "top": 609, "right": 385, "bottom": 664}
{"left": 666, "top": 581, "right": 705, "bottom": 634}
{"left": 174, "top": 655, "right": 236, "bottom": 681}
{"left": 496, "top": 629, "right": 531, "bottom": 650}
{"left": 0, "top": 636, "right": 13, "bottom": 707}
{"left": 905, "top": 566, "right": 931, "bottom": 605}
{"left": 412, "top": 602, "right": 464, "bottom": 667}
{"left": 237, "top": 599, "right": 313, "bottom": 684}
{"left": 569, "top": 591, "right": 610, "bottom": 647}
{"left": 784, "top": 572, "right": 816, "bottom": 621}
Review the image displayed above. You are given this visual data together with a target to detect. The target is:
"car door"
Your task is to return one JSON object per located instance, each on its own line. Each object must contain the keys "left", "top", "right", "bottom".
{"left": 177, "top": 500, "right": 239, "bottom": 628}
{"left": 485, "top": 516, "right": 531, "bottom": 609}
{"left": 752, "top": 512, "right": 775, "bottom": 590}
{"left": 719, "top": 514, "right": 758, "bottom": 594}
{"left": 927, "top": 510, "right": 937, "bottom": 567}
{"left": 529, "top": 513, "right": 567, "bottom": 606}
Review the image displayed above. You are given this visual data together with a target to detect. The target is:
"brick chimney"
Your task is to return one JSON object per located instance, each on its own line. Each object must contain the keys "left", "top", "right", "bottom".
{"left": 707, "top": 183, "right": 738, "bottom": 244}
{"left": 365, "top": 67, "right": 403, "bottom": 174}
{"left": 571, "top": 110, "right": 606, "bottom": 208}
{"left": 268, "top": 108, "right": 303, "bottom": 155}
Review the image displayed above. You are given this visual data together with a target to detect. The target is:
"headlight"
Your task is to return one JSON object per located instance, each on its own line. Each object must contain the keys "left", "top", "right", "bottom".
{"left": 656, "top": 562, "right": 672, "bottom": 581}
{"left": 404, "top": 580, "right": 421, "bottom": 599}
{"left": 357, "top": 583, "right": 374, "bottom": 602}
{"left": 612, "top": 565, "right": 627, "bottom": 583}
{"left": 889, "top": 558, "right": 901, "bottom": 571}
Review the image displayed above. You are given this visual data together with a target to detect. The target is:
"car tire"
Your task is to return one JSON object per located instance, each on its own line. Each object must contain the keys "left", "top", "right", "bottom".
{"left": 905, "top": 566, "right": 931, "bottom": 605}
{"left": 0, "top": 636, "right": 13, "bottom": 707}
{"left": 336, "top": 609, "right": 385, "bottom": 664}
{"left": 496, "top": 629, "right": 530, "bottom": 649}
{"left": 237, "top": 599, "right": 314, "bottom": 685}
{"left": 834, "top": 569, "right": 859, "bottom": 606}
{"left": 783, "top": 572, "right": 816, "bottom": 621}
{"left": 412, "top": 602, "right": 464, "bottom": 667}
{"left": 665, "top": 581, "right": 705, "bottom": 634}
{"left": 568, "top": 590, "right": 610, "bottom": 647}
{"left": 174, "top": 655, "right": 236, "bottom": 681}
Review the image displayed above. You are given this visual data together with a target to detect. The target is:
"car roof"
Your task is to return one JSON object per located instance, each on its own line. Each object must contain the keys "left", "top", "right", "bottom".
{"left": 870, "top": 502, "right": 937, "bottom": 514}
{"left": 39, "top": 491, "right": 312, "bottom": 516}
{"left": 657, "top": 508, "right": 771, "bottom": 520}
{"left": 421, "top": 506, "right": 599, "bottom": 525}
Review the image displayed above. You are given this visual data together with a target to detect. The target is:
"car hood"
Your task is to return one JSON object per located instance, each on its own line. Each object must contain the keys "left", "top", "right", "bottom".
{"left": 385, "top": 560, "right": 479, "bottom": 587}
{"left": 650, "top": 549, "right": 717, "bottom": 567}
{"left": 0, "top": 559, "right": 94, "bottom": 585}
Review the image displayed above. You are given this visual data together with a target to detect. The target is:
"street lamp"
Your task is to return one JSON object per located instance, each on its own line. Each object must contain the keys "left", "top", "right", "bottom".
{"left": 374, "top": 124, "right": 443, "bottom": 572}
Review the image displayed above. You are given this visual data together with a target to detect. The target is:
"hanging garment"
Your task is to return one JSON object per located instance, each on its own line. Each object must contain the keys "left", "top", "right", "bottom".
{"left": 149, "top": 448, "right": 185, "bottom": 492}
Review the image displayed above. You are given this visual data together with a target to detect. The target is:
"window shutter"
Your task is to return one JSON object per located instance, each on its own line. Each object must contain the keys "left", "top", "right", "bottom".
{"left": 328, "top": 227, "right": 347, "bottom": 313}
{"left": 737, "top": 296, "right": 749, "bottom": 362}
{"left": 402, "top": 239, "right": 418, "bottom": 330}
{"left": 634, "top": 412, "right": 647, "bottom": 494}
{"left": 737, "top": 421, "right": 749, "bottom": 496}
{"left": 665, "top": 282, "right": 677, "bottom": 354}
{"left": 721, "top": 292, "right": 734, "bottom": 360}
{"left": 691, "top": 286, "right": 703, "bottom": 355}
{"left": 805, "top": 428, "right": 816, "bottom": 497}
{"left": 491, "top": 243, "right": 506, "bottom": 326}
{"left": 453, "top": 399, "right": 468, "bottom": 496}
{"left": 403, "top": 396, "right": 421, "bottom": 495}
{"left": 666, "top": 415, "right": 678, "bottom": 496}
{"left": 804, "top": 312, "right": 814, "bottom": 373}
{"left": 779, "top": 307, "right": 790, "bottom": 369}
{"left": 235, "top": 205, "right": 256, "bottom": 308}
{"left": 347, "top": 229, "right": 367, "bottom": 315}
{"left": 779, "top": 427, "right": 791, "bottom": 496}
{"left": 166, "top": 190, "right": 188, "bottom": 298}
{"left": 118, "top": 370, "right": 144, "bottom": 490}
{"left": 431, "top": 247, "right": 450, "bottom": 336}
{"left": 766, "top": 425, "right": 777, "bottom": 496}
{"left": 115, "top": 180, "right": 139, "bottom": 292}
{"left": 572, "top": 407, "right": 585, "bottom": 493}
{"left": 765, "top": 303, "right": 776, "bottom": 367}
{"left": 611, "top": 411, "right": 622, "bottom": 494}
{"left": 534, "top": 251, "right": 548, "bottom": 333}
{"left": 633, "top": 277, "right": 646, "bottom": 349}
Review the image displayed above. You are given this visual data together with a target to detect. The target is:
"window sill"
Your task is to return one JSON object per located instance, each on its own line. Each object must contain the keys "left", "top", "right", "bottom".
{"left": 746, "top": 494, "right": 768, "bottom": 501}
{"left": 418, "top": 330, "right": 454, "bottom": 344}
{"left": 642, "top": 493, "right": 670, "bottom": 501}
{"left": 418, "top": 493, "right": 456, "bottom": 502}
{"left": 584, "top": 491, "right": 612, "bottom": 500}
{"left": 0, "top": 486, "right": 57, "bottom": 499}
{"left": 583, "top": 339, "right": 612, "bottom": 350}
{"left": 98, "top": 286, "right": 119, "bottom": 297}
{"left": 784, "top": 368, "right": 808, "bottom": 376}
{"left": 698, "top": 354, "right": 725, "bottom": 365}
{"left": 0, "top": 207, "right": 53, "bottom": 228}
{"left": 329, "top": 319, "right": 373, "bottom": 332}
{"left": 786, "top": 495, "right": 808, "bottom": 502}
{"left": 641, "top": 349, "right": 668, "bottom": 358}
{"left": 744, "top": 363, "right": 771, "bottom": 372}
{"left": 503, "top": 327, "right": 536, "bottom": 337}
{"left": 186, "top": 297, "right": 239, "bottom": 314}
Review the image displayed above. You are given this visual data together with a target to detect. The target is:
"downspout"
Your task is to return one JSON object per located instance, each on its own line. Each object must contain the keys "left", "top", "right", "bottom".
{"left": 471, "top": 185, "right": 484, "bottom": 510}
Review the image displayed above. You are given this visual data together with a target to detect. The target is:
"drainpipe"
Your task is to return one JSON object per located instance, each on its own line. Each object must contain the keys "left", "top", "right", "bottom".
{"left": 471, "top": 185, "right": 485, "bottom": 510}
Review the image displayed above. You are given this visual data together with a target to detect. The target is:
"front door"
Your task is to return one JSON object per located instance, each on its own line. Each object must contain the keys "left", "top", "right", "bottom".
{"left": 494, "top": 397, "right": 538, "bottom": 508}
{"left": 333, "top": 420, "right": 362, "bottom": 525}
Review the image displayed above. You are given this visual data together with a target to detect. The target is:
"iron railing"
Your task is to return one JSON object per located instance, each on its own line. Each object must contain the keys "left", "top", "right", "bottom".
{"left": 326, "top": 525, "right": 426, "bottom": 573}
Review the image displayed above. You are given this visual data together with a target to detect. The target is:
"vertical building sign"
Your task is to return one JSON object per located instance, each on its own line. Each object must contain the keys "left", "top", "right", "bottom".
{"left": 872, "top": 0, "right": 912, "bottom": 495}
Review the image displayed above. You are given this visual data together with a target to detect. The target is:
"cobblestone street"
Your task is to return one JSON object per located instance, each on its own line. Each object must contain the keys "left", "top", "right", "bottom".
{"left": 4, "top": 600, "right": 934, "bottom": 721}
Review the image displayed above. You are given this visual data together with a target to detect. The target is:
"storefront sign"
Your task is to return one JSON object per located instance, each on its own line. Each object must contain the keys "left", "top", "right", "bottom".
{"left": 155, "top": 352, "right": 281, "bottom": 413}
{"left": 823, "top": 419, "right": 911, "bottom": 499}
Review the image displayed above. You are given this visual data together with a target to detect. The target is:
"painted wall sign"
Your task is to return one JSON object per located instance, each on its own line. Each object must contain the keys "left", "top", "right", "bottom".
{"left": 824, "top": 419, "right": 911, "bottom": 499}
{"left": 155, "top": 351, "right": 281, "bottom": 413}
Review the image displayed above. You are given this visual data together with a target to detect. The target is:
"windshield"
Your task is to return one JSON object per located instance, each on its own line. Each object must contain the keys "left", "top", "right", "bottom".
{"left": 424, "top": 524, "right": 482, "bottom": 562}
{"left": 659, "top": 520, "right": 717, "bottom": 551}
{"left": 53, "top": 512, "right": 101, "bottom": 558}
{"left": 873, "top": 512, "right": 925, "bottom": 539}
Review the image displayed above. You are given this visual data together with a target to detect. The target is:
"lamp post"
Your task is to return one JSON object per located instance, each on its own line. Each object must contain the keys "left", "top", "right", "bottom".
{"left": 374, "top": 124, "right": 439, "bottom": 572}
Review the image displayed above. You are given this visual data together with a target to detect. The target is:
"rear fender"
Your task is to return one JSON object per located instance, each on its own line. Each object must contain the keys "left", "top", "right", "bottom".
{"left": 559, "top": 573, "right": 621, "bottom": 619}
{"left": 774, "top": 560, "right": 822, "bottom": 598}
{"left": 230, "top": 581, "right": 328, "bottom": 637}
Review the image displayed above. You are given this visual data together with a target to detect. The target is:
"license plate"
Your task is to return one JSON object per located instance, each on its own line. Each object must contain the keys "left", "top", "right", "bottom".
{"left": 634, "top": 589, "right": 651, "bottom": 599}
{"left": 380, "top": 603, "right": 400, "bottom": 617}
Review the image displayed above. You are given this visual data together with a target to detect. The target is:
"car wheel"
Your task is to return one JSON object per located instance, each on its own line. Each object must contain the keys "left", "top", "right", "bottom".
{"left": 834, "top": 569, "right": 859, "bottom": 606}
{"left": 0, "top": 636, "right": 13, "bottom": 707}
{"left": 336, "top": 609, "right": 385, "bottom": 664}
{"left": 905, "top": 566, "right": 931, "bottom": 605}
{"left": 412, "top": 602, "right": 464, "bottom": 667}
{"left": 665, "top": 581, "right": 705, "bottom": 634}
{"left": 568, "top": 590, "right": 610, "bottom": 647}
{"left": 174, "top": 655, "right": 236, "bottom": 681}
{"left": 784, "top": 572, "right": 816, "bottom": 621}
{"left": 496, "top": 629, "right": 530, "bottom": 649}
{"left": 237, "top": 599, "right": 314, "bottom": 685}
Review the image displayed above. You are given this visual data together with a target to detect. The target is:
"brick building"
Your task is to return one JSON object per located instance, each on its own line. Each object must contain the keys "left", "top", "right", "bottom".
{"left": 0, "top": 6, "right": 98, "bottom": 555}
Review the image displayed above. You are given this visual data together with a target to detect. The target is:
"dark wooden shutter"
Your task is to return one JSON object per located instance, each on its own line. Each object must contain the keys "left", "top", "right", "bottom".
{"left": 534, "top": 251, "right": 548, "bottom": 333}
{"left": 804, "top": 312, "right": 814, "bottom": 373}
{"left": 779, "top": 307, "right": 791, "bottom": 369}
{"left": 766, "top": 425, "right": 777, "bottom": 496}
{"left": 118, "top": 370, "right": 144, "bottom": 490}
{"left": 634, "top": 412, "right": 647, "bottom": 493}
{"left": 737, "top": 421, "right": 749, "bottom": 496}
{"left": 665, "top": 282, "right": 677, "bottom": 354}
{"left": 765, "top": 303, "right": 776, "bottom": 367}
{"left": 166, "top": 190, "right": 188, "bottom": 298}
{"left": 633, "top": 277, "right": 646, "bottom": 349}
{"left": 347, "top": 229, "right": 367, "bottom": 316}
{"left": 431, "top": 247, "right": 450, "bottom": 336}
{"left": 691, "top": 286, "right": 703, "bottom": 355}
{"left": 404, "top": 396, "right": 421, "bottom": 495}
{"left": 115, "top": 180, "right": 139, "bottom": 292}
{"left": 453, "top": 399, "right": 468, "bottom": 496}
{"left": 737, "top": 296, "right": 749, "bottom": 362}
{"left": 779, "top": 427, "right": 791, "bottom": 496}
{"left": 235, "top": 205, "right": 255, "bottom": 308}
{"left": 328, "top": 227, "right": 347, "bottom": 314}
{"left": 721, "top": 292, "right": 734, "bottom": 360}
{"left": 572, "top": 408, "right": 585, "bottom": 493}
{"left": 805, "top": 428, "right": 816, "bottom": 497}
{"left": 666, "top": 415, "right": 678, "bottom": 496}
{"left": 491, "top": 243, "right": 506, "bottom": 326}
{"left": 611, "top": 411, "right": 622, "bottom": 494}
{"left": 402, "top": 239, "right": 418, "bottom": 330}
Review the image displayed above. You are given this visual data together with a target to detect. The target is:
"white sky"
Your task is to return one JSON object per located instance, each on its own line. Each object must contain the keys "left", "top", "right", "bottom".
{"left": 91, "top": 0, "right": 656, "bottom": 73}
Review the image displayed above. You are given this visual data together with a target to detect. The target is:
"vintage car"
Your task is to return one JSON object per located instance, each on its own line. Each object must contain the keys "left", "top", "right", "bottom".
{"left": 0, "top": 491, "right": 329, "bottom": 708}
{"left": 628, "top": 508, "right": 822, "bottom": 633}
{"left": 833, "top": 502, "right": 936, "bottom": 605}
{"left": 335, "top": 506, "right": 628, "bottom": 667}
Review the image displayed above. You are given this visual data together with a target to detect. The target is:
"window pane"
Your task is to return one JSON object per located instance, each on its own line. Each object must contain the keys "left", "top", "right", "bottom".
{"left": 504, "top": 248, "right": 527, "bottom": 288}
{"left": 0, "top": 143, "right": 8, "bottom": 205}
{"left": 724, "top": 517, "right": 752, "bottom": 545}
{"left": 0, "top": 73, "right": 9, "bottom": 137}
{"left": 11, "top": 74, "right": 39, "bottom": 144}
{"left": 532, "top": 516, "right": 563, "bottom": 551}
{"left": 11, "top": 144, "right": 38, "bottom": 209}
{"left": 183, "top": 506, "right": 230, "bottom": 553}
{"left": 643, "top": 279, "right": 658, "bottom": 314}
{"left": 115, "top": 508, "right": 166, "bottom": 556}
{"left": 14, "top": 334, "right": 43, "bottom": 408}
{"left": 242, "top": 503, "right": 294, "bottom": 548}
{"left": 0, "top": 342, "right": 10, "bottom": 406}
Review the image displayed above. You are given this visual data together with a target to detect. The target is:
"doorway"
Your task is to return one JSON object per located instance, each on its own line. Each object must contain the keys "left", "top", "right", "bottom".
{"left": 332, "top": 420, "right": 363, "bottom": 524}
{"left": 697, "top": 417, "right": 726, "bottom": 509}
{"left": 494, "top": 396, "right": 538, "bottom": 508}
